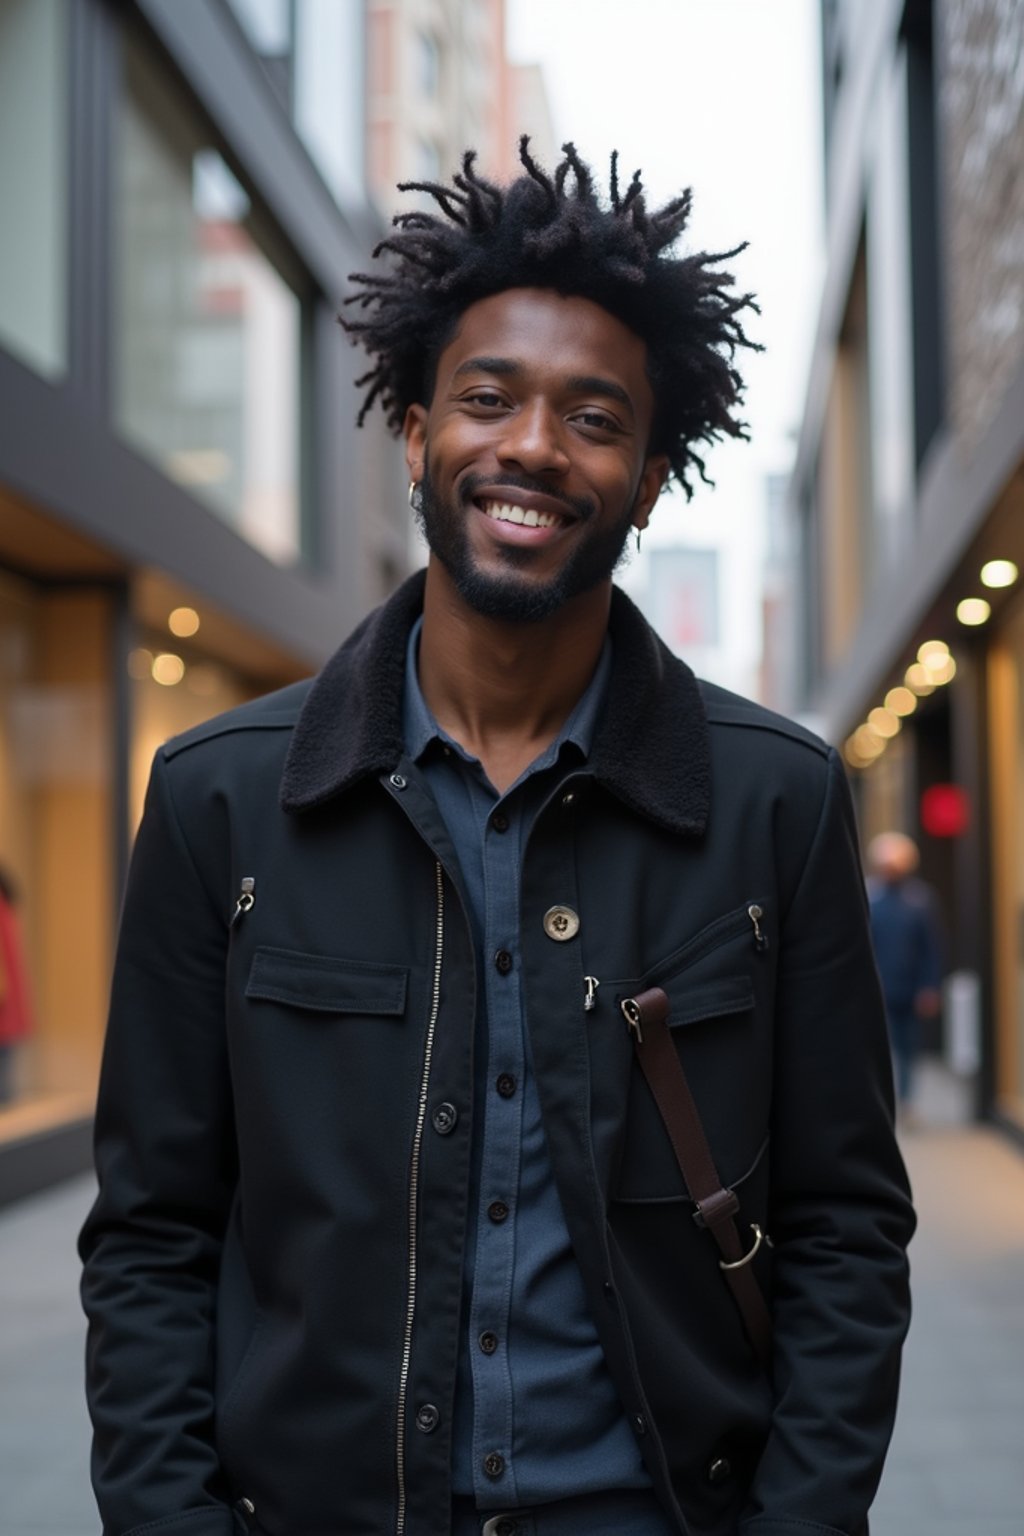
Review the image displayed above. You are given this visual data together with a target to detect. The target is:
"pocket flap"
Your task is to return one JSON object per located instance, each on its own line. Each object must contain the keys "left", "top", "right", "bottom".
{"left": 669, "top": 973, "right": 754, "bottom": 1029}
{"left": 246, "top": 947, "right": 408, "bottom": 1015}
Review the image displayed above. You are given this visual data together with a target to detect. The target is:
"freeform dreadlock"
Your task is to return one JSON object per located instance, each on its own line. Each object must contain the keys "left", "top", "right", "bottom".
{"left": 341, "top": 139, "right": 761, "bottom": 496}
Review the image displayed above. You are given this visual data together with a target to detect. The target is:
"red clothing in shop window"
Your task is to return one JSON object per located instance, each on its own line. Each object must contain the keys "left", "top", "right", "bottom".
{"left": 0, "top": 883, "right": 34, "bottom": 1046}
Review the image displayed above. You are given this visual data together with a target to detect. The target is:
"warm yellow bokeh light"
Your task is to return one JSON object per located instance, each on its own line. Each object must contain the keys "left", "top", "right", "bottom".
{"left": 956, "top": 597, "right": 991, "bottom": 627}
{"left": 885, "top": 686, "right": 917, "bottom": 716}
{"left": 905, "top": 663, "right": 936, "bottom": 695}
{"left": 918, "top": 639, "right": 949, "bottom": 664}
{"left": 980, "top": 559, "right": 1018, "bottom": 589}
{"left": 867, "top": 706, "right": 900, "bottom": 739}
{"left": 152, "top": 652, "right": 186, "bottom": 686}
{"left": 928, "top": 654, "right": 957, "bottom": 685}
{"left": 168, "top": 606, "right": 201, "bottom": 637}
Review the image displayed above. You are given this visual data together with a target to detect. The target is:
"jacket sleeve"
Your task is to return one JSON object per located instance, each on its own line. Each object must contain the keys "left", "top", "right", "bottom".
{"left": 739, "top": 747, "right": 915, "bottom": 1536}
{"left": 79, "top": 749, "right": 236, "bottom": 1536}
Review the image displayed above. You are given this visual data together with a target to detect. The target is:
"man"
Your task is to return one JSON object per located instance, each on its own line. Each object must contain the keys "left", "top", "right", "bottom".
{"left": 80, "top": 143, "right": 914, "bottom": 1536}
{"left": 867, "top": 831, "right": 944, "bottom": 1117}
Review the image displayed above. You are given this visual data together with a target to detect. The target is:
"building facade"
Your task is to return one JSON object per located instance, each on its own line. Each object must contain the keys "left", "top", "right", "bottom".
{"left": 0, "top": 0, "right": 418, "bottom": 1202}
{"left": 365, "top": 0, "right": 555, "bottom": 217}
{"left": 790, "top": 0, "right": 1024, "bottom": 1136}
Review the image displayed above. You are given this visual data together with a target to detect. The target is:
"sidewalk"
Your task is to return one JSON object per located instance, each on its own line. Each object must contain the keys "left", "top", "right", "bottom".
{"left": 1, "top": 1064, "right": 1022, "bottom": 1535}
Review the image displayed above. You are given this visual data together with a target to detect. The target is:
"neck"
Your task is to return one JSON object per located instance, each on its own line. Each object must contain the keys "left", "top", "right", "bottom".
{"left": 417, "top": 559, "right": 611, "bottom": 791}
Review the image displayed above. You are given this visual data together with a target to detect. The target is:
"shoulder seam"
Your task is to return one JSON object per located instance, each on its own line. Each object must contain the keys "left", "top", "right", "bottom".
{"left": 704, "top": 708, "right": 829, "bottom": 758}
{"left": 162, "top": 713, "right": 298, "bottom": 762}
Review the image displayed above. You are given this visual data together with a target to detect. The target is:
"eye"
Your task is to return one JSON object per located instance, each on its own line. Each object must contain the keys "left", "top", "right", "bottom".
{"left": 462, "top": 389, "right": 507, "bottom": 410}
{"left": 572, "top": 409, "right": 621, "bottom": 434}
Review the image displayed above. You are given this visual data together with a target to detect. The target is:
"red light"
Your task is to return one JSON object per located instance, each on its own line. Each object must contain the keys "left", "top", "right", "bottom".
{"left": 920, "top": 783, "right": 970, "bottom": 838}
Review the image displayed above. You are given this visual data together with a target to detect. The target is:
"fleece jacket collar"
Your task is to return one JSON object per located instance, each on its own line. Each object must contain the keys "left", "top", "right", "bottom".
{"left": 279, "top": 569, "right": 710, "bottom": 838}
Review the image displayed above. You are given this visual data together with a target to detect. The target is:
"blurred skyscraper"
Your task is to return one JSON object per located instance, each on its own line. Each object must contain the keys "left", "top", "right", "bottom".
{"left": 0, "top": 0, "right": 547, "bottom": 1201}
{"left": 787, "top": 0, "right": 1024, "bottom": 1138}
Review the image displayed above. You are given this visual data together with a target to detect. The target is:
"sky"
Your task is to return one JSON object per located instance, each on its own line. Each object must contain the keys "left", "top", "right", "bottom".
{"left": 505, "top": 0, "right": 826, "bottom": 693}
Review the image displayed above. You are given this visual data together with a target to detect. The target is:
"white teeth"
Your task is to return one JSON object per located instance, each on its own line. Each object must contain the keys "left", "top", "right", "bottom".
{"left": 483, "top": 501, "right": 559, "bottom": 529}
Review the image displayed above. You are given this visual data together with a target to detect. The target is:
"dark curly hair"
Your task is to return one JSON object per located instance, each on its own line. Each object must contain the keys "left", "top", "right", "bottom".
{"left": 341, "top": 139, "right": 761, "bottom": 496}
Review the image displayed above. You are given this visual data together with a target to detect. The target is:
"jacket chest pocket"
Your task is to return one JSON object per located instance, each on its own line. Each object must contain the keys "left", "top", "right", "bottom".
{"left": 606, "top": 902, "right": 773, "bottom": 1204}
{"left": 234, "top": 948, "right": 413, "bottom": 1136}
{"left": 245, "top": 946, "right": 409, "bottom": 1016}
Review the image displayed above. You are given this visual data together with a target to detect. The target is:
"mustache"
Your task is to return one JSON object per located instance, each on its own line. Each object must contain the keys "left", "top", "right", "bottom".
{"left": 456, "top": 472, "right": 596, "bottom": 522}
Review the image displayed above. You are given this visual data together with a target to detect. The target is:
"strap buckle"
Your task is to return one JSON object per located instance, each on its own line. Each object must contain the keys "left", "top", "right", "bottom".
{"left": 719, "top": 1222, "right": 771, "bottom": 1271}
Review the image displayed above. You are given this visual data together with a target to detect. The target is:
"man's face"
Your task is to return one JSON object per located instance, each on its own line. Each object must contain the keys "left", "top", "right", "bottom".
{"left": 404, "top": 288, "right": 669, "bottom": 622}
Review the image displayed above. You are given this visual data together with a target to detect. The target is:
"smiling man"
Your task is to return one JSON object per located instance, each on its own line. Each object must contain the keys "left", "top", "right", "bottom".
{"left": 81, "top": 144, "right": 914, "bottom": 1536}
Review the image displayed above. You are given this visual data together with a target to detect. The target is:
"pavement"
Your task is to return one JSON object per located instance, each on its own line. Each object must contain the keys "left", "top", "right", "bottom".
{"left": 1, "top": 1061, "right": 1022, "bottom": 1536}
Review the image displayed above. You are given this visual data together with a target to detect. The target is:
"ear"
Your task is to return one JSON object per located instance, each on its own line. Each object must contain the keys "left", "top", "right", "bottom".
{"left": 403, "top": 404, "right": 428, "bottom": 484}
{"left": 631, "top": 454, "right": 671, "bottom": 531}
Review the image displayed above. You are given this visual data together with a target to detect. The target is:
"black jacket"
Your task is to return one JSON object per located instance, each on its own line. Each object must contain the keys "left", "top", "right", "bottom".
{"left": 80, "top": 573, "right": 914, "bottom": 1536}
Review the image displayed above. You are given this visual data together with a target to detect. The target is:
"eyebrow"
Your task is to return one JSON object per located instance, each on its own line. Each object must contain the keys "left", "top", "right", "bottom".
{"left": 451, "top": 357, "right": 634, "bottom": 413}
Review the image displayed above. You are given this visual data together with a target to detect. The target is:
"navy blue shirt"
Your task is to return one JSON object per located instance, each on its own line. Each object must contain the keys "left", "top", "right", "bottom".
{"left": 403, "top": 620, "right": 650, "bottom": 1508}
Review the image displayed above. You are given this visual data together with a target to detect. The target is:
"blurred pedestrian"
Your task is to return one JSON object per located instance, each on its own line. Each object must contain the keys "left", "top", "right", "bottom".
{"left": 867, "top": 832, "right": 943, "bottom": 1118}
{"left": 81, "top": 141, "right": 913, "bottom": 1536}
{"left": 0, "top": 864, "right": 34, "bottom": 1106}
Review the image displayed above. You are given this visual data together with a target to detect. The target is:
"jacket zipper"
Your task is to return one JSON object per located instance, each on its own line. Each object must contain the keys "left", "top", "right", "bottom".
{"left": 395, "top": 859, "right": 445, "bottom": 1536}
{"left": 641, "top": 898, "right": 770, "bottom": 988}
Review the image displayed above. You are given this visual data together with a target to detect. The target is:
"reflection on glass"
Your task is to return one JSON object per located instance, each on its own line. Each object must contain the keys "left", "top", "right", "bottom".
{"left": 115, "top": 38, "right": 303, "bottom": 565}
{"left": 0, "top": 571, "right": 114, "bottom": 1135}
{"left": 0, "top": 0, "right": 67, "bottom": 376}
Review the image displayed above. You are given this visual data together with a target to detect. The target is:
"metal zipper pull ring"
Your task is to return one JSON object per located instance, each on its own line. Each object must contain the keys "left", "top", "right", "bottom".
{"left": 747, "top": 903, "right": 768, "bottom": 952}
{"left": 231, "top": 877, "right": 255, "bottom": 926}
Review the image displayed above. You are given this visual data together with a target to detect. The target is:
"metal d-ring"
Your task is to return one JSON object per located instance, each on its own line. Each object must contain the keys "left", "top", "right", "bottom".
{"left": 719, "top": 1223, "right": 769, "bottom": 1271}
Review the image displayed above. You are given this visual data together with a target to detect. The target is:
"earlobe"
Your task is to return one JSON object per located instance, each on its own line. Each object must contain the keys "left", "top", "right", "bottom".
{"left": 633, "top": 454, "right": 671, "bottom": 529}
{"left": 403, "top": 404, "right": 428, "bottom": 483}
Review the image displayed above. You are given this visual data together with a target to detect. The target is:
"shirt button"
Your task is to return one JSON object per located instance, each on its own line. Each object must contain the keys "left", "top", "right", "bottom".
{"left": 543, "top": 904, "right": 580, "bottom": 941}
{"left": 487, "top": 1200, "right": 510, "bottom": 1224}
{"left": 495, "top": 1073, "right": 517, "bottom": 1098}
{"left": 431, "top": 1102, "right": 457, "bottom": 1136}
{"left": 494, "top": 949, "right": 513, "bottom": 975}
{"left": 495, "top": 1521, "right": 518, "bottom": 1536}
{"left": 632, "top": 1413, "right": 648, "bottom": 1437}
{"left": 491, "top": 811, "right": 510, "bottom": 832}
{"left": 483, "top": 1451, "right": 506, "bottom": 1479}
{"left": 707, "top": 1455, "right": 732, "bottom": 1484}
{"left": 478, "top": 1330, "right": 499, "bottom": 1354}
{"left": 415, "top": 1403, "right": 439, "bottom": 1433}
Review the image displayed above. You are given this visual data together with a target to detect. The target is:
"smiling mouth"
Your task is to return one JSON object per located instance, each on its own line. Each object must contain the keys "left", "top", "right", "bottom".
{"left": 478, "top": 499, "right": 569, "bottom": 530}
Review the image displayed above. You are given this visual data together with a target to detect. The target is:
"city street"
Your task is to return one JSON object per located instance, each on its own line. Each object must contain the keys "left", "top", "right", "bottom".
{"left": 1, "top": 1063, "right": 1022, "bottom": 1536}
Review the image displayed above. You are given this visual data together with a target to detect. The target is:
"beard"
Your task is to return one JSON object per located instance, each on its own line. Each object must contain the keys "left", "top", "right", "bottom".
{"left": 416, "top": 465, "right": 635, "bottom": 623}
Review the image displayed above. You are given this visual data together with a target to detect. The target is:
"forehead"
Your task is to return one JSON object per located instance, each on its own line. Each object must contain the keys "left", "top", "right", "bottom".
{"left": 434, "top": 288, "right": 653, "bottom": 409}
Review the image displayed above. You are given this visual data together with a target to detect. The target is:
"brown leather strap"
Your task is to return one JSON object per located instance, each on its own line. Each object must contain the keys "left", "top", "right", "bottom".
{"left": 624, "top": 986, "right": 772, "bottom": 1371}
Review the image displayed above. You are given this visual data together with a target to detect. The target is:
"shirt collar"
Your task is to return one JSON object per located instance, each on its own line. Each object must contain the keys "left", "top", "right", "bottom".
{"left": 402, "top": 615, "right": 612, "bottom": 769}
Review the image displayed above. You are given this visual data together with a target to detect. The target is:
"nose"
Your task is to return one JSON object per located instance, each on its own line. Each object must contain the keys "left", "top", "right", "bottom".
{"left": 496, "top": 398, "right": 571, "bottom": 478}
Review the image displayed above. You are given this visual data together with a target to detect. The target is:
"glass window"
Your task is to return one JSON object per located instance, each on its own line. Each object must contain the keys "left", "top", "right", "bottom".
{"left": 418, "top": 31, "right": 440, "bottom": 97}
{"left": 0, "top": 0, "right": 67, "bottom": 377}
{"left": 114, "top": 36, "right": 306, "bottom": 566}
{"left": 0, "top": 571, "right": 115, "bottom": 1136}
{"left": 293, "top": 0, "right": 365, "bottom": 208}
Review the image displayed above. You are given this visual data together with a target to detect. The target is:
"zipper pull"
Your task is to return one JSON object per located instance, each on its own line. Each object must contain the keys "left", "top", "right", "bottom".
{"left": 583, "top": 975, "right": 600, "bottom": 1012}
{"left": 747, "top": 903, "right": 768, "bottom": 952}
{"left": 231, "top": 877, "right": 255, "bottom": 926}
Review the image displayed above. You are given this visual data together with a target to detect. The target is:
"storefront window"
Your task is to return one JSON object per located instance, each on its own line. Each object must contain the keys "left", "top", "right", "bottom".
{"left": 0, "top": 0, "right": 67, "bottom": 377}
{"left": 0, "top": 572, "right": 115, "bottom": 1138}
{"left": 127, "top": 634, "right": 253, "bottom": 834}
{"left": 989, "top": 603, "right": 1024, "bottom": 1128}
{"left": 114, "top": 35, "right": 305, "bottom": 566}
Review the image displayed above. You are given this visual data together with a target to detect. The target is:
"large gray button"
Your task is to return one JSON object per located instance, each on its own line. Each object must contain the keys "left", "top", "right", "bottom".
{"left": 543, "top": 905, "right": 580, "bottom": 941}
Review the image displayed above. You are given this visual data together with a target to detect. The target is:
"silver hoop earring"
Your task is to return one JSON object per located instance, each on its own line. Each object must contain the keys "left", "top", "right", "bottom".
{"left": 408, "top": 481, "right": 422, "bottom": 512}
{"left": 635, "top": 527, "right": 642, "bottom": 554}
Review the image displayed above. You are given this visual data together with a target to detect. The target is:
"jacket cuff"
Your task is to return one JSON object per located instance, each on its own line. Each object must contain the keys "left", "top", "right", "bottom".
{"left": 122, "top": 1507, "right": 235, "bottom": 1536}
